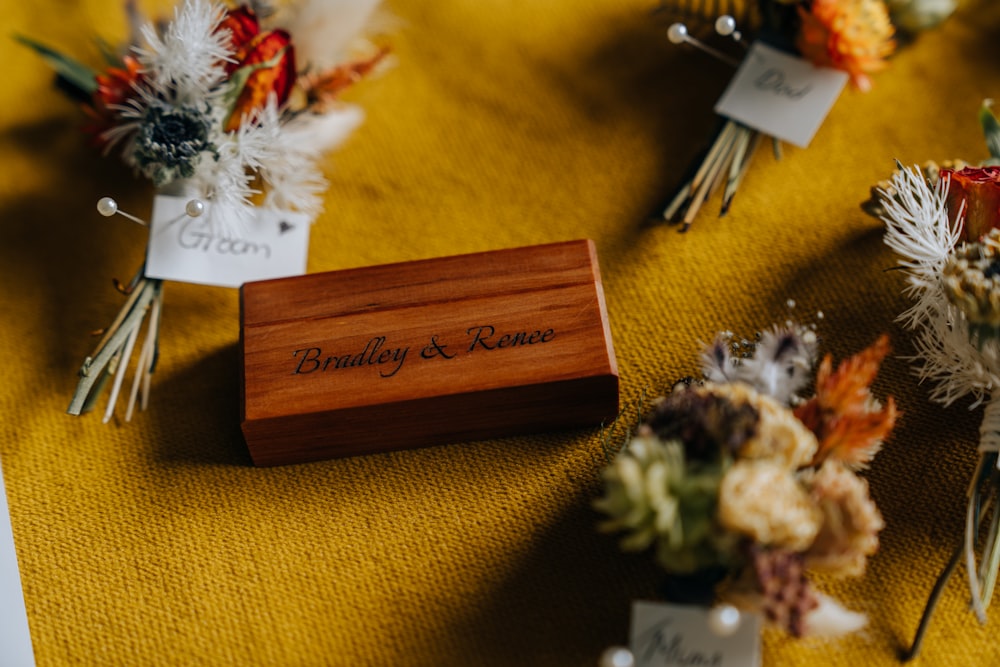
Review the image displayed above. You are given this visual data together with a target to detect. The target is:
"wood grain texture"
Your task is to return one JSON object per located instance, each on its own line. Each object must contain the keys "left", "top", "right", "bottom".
{"left": 240, "top": 240, "right": 619, "bottom": 466}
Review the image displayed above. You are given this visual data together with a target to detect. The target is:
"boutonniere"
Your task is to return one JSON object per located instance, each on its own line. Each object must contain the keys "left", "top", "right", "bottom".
{"left": 595, "top": 322, "right": 895, "bottom": 643}
{"left": 656, "top": 0, "right": 950, "bottom": 229}
{"left": 18, "top": 0, "right": 387, "bottom": 421}
{"left": 877, "top": 100, "right": 1000, "bottom": 659}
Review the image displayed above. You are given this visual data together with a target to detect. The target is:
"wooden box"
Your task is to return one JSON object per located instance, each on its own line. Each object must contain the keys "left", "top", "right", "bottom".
{"left": 239, "top": 239, "right": 619, "bottom": 466}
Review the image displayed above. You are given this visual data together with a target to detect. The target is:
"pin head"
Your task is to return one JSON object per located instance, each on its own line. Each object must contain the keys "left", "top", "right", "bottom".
{"left": 715, "top": 15, "right": 737, "bottom": 36}
{"left": 707, "top": 604, "right": 742, "bottom": 637}
{"left": 97, "top": 197, "right": 118, "bottom": 217}
{"left": 185, "top": 199, "right": 205, "bottom": 218}
{"left": 667, "top": 23, "right": 688, "bottom": 44}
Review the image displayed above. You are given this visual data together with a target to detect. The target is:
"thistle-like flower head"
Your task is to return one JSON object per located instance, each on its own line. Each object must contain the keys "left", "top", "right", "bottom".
{"left": 133, "top": 100, "right": 215, "bottom": 186}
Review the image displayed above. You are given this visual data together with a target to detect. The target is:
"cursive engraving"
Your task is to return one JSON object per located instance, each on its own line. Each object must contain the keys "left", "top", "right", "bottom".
{"left": 753, "top": 68, "right": 811, "bottom": 100}
{"left": 290, "top": 325, "right": 557, "bottom": 379}
{"left": 292, "top": 337, "right": 409, "bottom": 378}
{"left": 178, "top": 217, "right": 272, "bottom": 259}
{"left": 421, "top": 335, "right": 456, "bottom": 360}
{"left": 635, "top": 619, "right": 724, "bottom": 667}
{"left": 466, "top": 325, "right": 555, "bottom": 351}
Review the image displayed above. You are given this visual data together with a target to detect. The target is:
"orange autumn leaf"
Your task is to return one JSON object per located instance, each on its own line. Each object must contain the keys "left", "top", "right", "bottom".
{"left": 298, "top": 47, "right": 389, "bottom": 112}
{"left": 794, "top": 334, "right": 897, "bottom": 468}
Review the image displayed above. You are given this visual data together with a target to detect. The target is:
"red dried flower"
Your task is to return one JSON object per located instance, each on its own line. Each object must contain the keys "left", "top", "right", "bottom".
{"left": 942, "top": 166, "right": 1000, "bottom": 242}
{"left": 217, "top": 6, "right": 296, "bottom": 131}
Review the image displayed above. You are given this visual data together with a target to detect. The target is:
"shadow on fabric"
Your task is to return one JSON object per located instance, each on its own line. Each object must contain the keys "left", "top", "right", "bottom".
{"left": 147, "top": 342, "right": 252, "bottom": 467}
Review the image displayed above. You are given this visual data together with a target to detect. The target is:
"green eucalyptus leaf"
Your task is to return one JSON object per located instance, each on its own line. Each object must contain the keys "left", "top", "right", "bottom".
{"left": 13, "top": 34, "right": 98, "bottom": 96}
{"left": 979, "top": 101, "right": 1000, "bottom": 160}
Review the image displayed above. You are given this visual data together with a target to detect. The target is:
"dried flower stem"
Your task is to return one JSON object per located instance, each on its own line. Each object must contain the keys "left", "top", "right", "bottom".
{"left": 903, "top": 538, "right": 964, "bottom": 661}
{"left": 68, "top": 266, "right": 163, "bottom": 420}
{"left": 906, "top": 444, "right": 1000, "bottom": 660}
{"left": 660, "top": 119, "right": 764, "bottom": 229}
{"left": 964, "top": 455, "right": 989, "bottom": 623}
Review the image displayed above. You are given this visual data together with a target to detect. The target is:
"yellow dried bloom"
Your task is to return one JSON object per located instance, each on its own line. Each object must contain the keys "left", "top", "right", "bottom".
{"left": 717, "top": 460, "right": 822, "bottom": 551}
{"left": 706, "top": 383, "right": 818, "bottom": 469}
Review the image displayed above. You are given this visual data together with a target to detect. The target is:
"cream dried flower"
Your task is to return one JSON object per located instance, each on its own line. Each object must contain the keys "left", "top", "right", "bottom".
{"left": 717, "top": 460, "right": 821, "bottom": 551}
{"left": 805, "top": 461, "right": 884, "bottom": 576}
{"left": 942, "top": 228, "right": 1000, "bottom": 329}
{"left": 709, "top": 382, "right": 819, "bottom": 469}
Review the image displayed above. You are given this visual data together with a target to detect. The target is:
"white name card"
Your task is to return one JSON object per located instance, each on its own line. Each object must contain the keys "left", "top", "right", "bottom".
{"left": 714, "top": 41, "right": 849, "bottom": 148}
{"left": 630, "top": 601, "right": 760, "bottom": 667}
{"left": 0, "top": 458, "right": 35, "bottom": 667}
{"left": 146, "top": 196, "right": 311, "bottom": 288}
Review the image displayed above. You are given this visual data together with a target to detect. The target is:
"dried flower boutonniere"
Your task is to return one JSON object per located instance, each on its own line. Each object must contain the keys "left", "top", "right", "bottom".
{"left": 656, "top": 0, "right": 950, "bottom": 229}
{"left": 877, "top": 101, "right": 1000, "bottom": 660}
{"left": 595, "top": 323, "right": 896, "bottom": 641}
{"left": 18, "top": 0, "right": 387, "bottom": 421}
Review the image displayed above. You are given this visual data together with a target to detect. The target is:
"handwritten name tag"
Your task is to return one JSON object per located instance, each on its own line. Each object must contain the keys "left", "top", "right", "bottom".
{"left": 630, "top": 601, "right": 760, "bottom": 667}
{"left": 145, "top": 195, "right": 311, "bottom": 288}
{"left": 714, "top": 41, "right": 848, "bottom": 148}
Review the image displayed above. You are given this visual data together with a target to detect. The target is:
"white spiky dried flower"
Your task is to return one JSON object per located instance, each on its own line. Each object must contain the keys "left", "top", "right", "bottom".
{"left": 134, "top": 0, "right": 232, "bottom": 104}
{"left": 881, "top": 165, "right": 1000, "bottom": 408}
{"left": 881, "top": 163, "right": 1000, "bottom": 626}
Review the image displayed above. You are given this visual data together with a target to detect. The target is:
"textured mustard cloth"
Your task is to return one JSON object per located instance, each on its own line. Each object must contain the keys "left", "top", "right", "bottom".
{"left": 3, "top": 0, "right": 1000, "bottom": 665}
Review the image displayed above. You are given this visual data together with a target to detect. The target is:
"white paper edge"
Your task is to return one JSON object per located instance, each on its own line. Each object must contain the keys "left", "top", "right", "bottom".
{"left": 0, "top": 457, "right": 35, "bottom": 666}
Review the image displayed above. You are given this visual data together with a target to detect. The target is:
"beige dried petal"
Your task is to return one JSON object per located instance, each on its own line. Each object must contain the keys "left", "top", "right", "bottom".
{"left": 806, "top": 461, "right": 884, "bottom": 576}
{"left": 717, "top": 460, "right": 821, "bottom": 551}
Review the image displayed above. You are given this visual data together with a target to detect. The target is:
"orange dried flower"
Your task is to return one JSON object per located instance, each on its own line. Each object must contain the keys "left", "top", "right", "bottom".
{"left": 84, "top": 55, "right": 143, "bottom": 145}
{"left": 297, "top": 47, "right": 390, "bottom": 112}
{"left": 794, "top": 334, "right": 897, "bottom": 467}
{"left": 796, "top": 0, "right": 896, "bottom": 92}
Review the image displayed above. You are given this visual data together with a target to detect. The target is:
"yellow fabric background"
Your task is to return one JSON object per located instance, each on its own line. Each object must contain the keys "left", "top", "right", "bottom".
{"left": 3, "top": 0, "right": 1000, "bottom": 664}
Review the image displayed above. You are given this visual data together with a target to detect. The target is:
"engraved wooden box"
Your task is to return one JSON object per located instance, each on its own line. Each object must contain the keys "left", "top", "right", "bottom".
{"left": 239, "top": 239, "right": 619, "bottom": 466}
